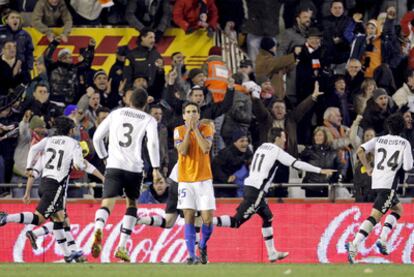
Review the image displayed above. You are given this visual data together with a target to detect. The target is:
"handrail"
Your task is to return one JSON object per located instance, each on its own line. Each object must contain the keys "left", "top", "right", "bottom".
{"left": 214, "top": 29, "right": 249, "bottom": 74}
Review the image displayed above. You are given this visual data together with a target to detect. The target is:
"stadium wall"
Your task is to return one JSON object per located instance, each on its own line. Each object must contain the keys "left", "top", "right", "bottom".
{"left": 1, "top": 202, "right": 414, "bottom": 264}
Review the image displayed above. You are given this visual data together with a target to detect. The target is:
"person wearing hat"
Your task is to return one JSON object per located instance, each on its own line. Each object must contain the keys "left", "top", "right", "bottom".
{"left": 238, "top": 59, "right": 254, "bottom": 81}
{"left": 349, "top": 15, "right": 401, "bottom": 78}
{"left": 361, "top": 88, "right": 397, "bottom": 134}
{"left": 255, "top": 36, "right": 297, "bottom": 100}
{"left": 44, "top": 37, "right": 95, "bottom": 105}
{"left": 203, "top": 46, "right": 230, "bottom": 103}
{"left": 13, "top": 112, "right": 48, "bottom": 177}
{"left": 212, "top": 130, "right": 253, "bottom": 197}
{"left": 109, "top": 46, "right": 129, "bottom": 99}
{"left": 0, "top": 10, "right": 34, "bottom": 83}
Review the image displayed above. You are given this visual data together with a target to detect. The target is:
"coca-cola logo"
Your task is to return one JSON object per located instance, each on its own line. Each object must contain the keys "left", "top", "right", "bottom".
{"left": 13, "top": 208, "right": 188, "bottom": 263}
{"left": 317, "top": 206, "right": 414, "bottom": 263}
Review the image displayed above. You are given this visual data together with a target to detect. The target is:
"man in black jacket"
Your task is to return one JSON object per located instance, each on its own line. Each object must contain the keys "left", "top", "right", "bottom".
{"left": 125, "top": 28, "right": 165, "bottom": 101}
{"left": 212, "top": 131, "right": 252, "bottom": 197}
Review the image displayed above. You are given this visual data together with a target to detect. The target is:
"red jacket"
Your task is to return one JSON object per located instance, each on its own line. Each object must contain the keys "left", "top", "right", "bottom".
{"left": 173, "top": 0, "right": 218, "bottom": 31}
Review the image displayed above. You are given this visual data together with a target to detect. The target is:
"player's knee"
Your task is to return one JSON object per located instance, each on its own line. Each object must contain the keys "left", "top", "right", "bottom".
{"left": 125, "top": 207, "right": 137, "bottom": 217}
{"left": 262, "top": 217, "right": 273, "bottom": 228}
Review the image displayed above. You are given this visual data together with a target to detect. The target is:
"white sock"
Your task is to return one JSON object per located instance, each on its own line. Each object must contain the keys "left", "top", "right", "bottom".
{"left": 380, "top": 213, "right": 399, "bottom": 242}
{"left": 94, "top": 208, "right": 110, "bottom": 232}
{"left": 64, "top": 226, "right": 78, "bottom": 252}
{"left": 33, "top": 222, "right": 54, "bottom": 237}
{"left": 53, "top": 223, "right": 71, "bottom": 257}
{"left": 137, "top": 216, "right": 164, "bottom": 227}
{"left": 7, "top": 212, "right": 35, "bottom": 224}
{"left": 262, "top": 227, "right": 277, "bottom": 256}
{"left": 118, "top": 214, "right": 137, "bottom": 249}
{"left": 353, "top": 218, "right": 375, "bottom": 247}
{"left": 215, "top": 216, "right": 231, "bottom": 227}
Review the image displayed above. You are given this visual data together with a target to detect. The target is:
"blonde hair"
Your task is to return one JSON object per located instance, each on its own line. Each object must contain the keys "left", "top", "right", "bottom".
{"left": 313, "top": 126, "right": 333, "bottom": 145}
{"left": 360, "top": 78, "right": 377, "bottom": 96}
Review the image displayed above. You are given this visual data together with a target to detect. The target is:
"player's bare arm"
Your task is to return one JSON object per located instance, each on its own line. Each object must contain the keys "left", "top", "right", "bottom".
{"left": 356, "top": 146, "right": 372, "bottom": 175}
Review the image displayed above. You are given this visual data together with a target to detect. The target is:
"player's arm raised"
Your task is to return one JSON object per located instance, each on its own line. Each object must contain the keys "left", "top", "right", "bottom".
{"left": 93, "top": 113, "right": 111, "bottom": 160}
{"left": 175, "top": 126, "right": 191, "bottom": 156}
{"left": 192, "top": 118, "right": 212, "bottom": 154}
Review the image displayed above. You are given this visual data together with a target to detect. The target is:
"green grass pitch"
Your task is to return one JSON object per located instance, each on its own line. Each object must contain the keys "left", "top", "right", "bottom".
{"left": 0, "top": 264, "right": 413, "bottom": 277}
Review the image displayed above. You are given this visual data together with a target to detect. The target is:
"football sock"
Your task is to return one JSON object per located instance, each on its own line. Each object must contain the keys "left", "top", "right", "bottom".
{"left": 53, "top": 222, "right": 71, "bottom": 257}
{"left": 353, "top": 216, "right": 376, "bottom": 247}
{"left": 214, "top": 216, "right": 231, "bottom": 227}
{"left": 380, "top": 212, "right": 400, "bottom": 242}
{"left": 33, "top": 222, "right": 53, "bottom": 237}
{"left": 64, "top": 226, "right": 78, "bottom": 252}
{"left": 137, "top": 216, "right": 166, "bottom": 228}
{"left": 199, "top": 224, "right": 213, "bottom": 249}
{"left": 184, "top": 224, "right": 196, "bottom": 259}
{"left": 118, "top": 207, "right": 137, "bottom": 249}
{"left": 6, "top": 212, "right": 39, "bottom": 225}
{"left": 262, "top": 227, "right": 277, "bottom": 255}
{"left": 94, "top": 207, "right": 110, "bottom": 232}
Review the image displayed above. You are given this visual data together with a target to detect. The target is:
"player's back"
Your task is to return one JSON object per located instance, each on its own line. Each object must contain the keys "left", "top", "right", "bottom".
{"left": 369, "top": 134, "right": 413, "bottom": 189}
{"left": 106, "top": 107, "right": 156, "bottom": 172}
{"left": 40, "top": 136, "right": 81, "bottom": 182}
{"left": 244, "top": 143, "right": 283, "bottom": 193}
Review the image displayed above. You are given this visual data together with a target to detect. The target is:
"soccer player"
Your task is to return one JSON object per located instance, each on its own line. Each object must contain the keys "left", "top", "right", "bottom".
{"left": 136, "top": 119, "right": 215, "bottom": 231}
{"left": 213, "top": 127, "right": 336, "bottom": 262}
{"left": 174, "top": 102, "right": 215, "bottom": 264}
{"left": 0, "top": 116, "right": 88, "bottom": 262}
{"left": 346, "top": 113, "right": 413, "bottom": 264}
{"left": 91, "top": 88, "right": 162, "bottom": 262}
{"left": 24, "top": 145, "right": 105, "bottom": 257}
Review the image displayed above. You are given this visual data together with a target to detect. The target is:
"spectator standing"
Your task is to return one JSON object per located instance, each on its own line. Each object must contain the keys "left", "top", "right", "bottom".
{"left": 32, "top": 0, "right": 73, "bottom": 42}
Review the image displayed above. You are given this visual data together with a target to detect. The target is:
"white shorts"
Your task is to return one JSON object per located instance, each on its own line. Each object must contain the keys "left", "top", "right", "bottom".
{"left": 177, "top": 179, "right": 216, "bottom": 211}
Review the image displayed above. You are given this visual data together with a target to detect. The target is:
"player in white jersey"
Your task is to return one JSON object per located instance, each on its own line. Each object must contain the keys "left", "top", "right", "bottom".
{"left": 91, "top": 88, "right": 162, "bottom": 262}
{"left": 24, "top": 142, "right": 104, "bottom": 262}
{"left": 213, "top": 128, "right": 336, "bottom": 262}
{"left": 346, "top": 113, "right": 414, "bottom": 264}
{"left": 0, "top": 116, "right": 88, "bottom": 263}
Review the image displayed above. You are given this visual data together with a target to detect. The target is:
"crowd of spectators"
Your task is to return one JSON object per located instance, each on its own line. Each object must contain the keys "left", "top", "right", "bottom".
{"left": 1, "top": 0, "right": 414, "bottom": 202}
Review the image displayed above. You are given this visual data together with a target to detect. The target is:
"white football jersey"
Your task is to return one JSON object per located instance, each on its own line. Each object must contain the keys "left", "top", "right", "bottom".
{"left": 26, "top": 136, "right": 85, "bottom": 183}
{"left": 93, "top": 107, "right": 160, "bottom": 173}
{"left": 361, "top": 135, "right": 413, "bottom": 189}
{"left": 245, "top": 143, "right": 321, "bottom": 193}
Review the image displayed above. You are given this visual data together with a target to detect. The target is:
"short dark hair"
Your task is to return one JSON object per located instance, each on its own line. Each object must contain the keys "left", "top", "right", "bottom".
{"left": 182, "top": 101, "right": 200, "bottom": 115}
{"left": 130, "top": 88, "right": 148, "bottom": 109}
{"left": 330, "top": 0, "right": 344, "bottom": 7}
{"left": 171, "top": 52, "right": 182, "bottom": 58}
{"left": 268, "top": 127, "right": 284, "bottom": 142}
{"left": 96, "top": 106, "right": 110, "bottom": 115}
{"left": 137, "top": 27, "right": 154, "bottom": 44}
{"left": 2, "top": 39, "right": 15, "bottom": 49}
{"left": 149, "top": 104, "right": 162, "bottom": 112}
{"left": 406, "top": 69, "right": 414, "bottom": 82}
{"left": 386, "top": 113, "right": 405, "bottom": 135}
{"left": 54, "top": 116, "right": 75, "bottom": 136}
{"left": 34, "top": 83, "right": 48, "bottom": 92}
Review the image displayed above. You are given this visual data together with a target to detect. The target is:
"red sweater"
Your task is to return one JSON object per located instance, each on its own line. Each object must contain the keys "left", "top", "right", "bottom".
{"left": 173, "top": 0, "right": 218, "bottom": 31}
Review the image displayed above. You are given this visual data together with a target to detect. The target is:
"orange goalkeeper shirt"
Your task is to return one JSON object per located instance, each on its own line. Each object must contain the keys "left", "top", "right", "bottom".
{"left": 174, "top": 123, "right": 213, "bottom": 182}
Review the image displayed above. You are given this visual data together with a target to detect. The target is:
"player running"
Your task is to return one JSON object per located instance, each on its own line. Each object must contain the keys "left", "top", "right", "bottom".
{"left": 213, "top": 127, "right": 336, "bottom": 262}
{"left": 0, "top": 116, "right": 88, "bottom": 262}
{"left": 91, "top": 88, "right": 162, "bottom": 262}
{"left": 24, "top": 142, "right": 104, "bottom": 260}
{"left": 346, "top": 113, "right": 413, "bottom": 264}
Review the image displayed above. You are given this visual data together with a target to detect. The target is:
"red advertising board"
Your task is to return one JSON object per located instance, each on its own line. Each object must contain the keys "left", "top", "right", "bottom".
{"left": 0, "top": 203, "right": 413, "bottom": 263}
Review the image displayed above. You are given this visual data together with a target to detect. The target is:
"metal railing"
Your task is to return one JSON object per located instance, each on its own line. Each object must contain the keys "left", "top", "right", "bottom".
{"left": 2, "top": 182, "right": 414, "bottom": 202}
{"left": 214, "top": 29, "right": 248, "bottom": 74}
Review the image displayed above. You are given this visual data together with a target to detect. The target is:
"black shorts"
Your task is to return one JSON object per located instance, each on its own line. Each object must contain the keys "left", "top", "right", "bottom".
{"left": 165, "top": 179, "right": 179, "bottom": 214}
{"left": 373, "top": 189, "right": 400, "bottom": 214}
{"left": 103, "top": 168, "right": 143, "bottom": 199}
{"left": 233, "top": 186, "right": 273, "bottom": 227}
{"left": 36, "top": 177, "right": 67, "bottom": 219}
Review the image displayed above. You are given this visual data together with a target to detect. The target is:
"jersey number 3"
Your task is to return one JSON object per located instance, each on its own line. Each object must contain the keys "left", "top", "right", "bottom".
{"left": 119, "top": 123, "right": 134, "bottom": 147}
{"left": 376, "top": 148, "right": 400, "bottom": 171}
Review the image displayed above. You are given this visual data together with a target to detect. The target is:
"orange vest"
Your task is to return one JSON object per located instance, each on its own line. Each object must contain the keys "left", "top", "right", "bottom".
{"left": 205, "top": 60, "right": 230, "bottom": 103}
